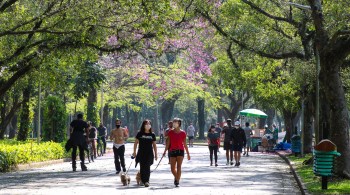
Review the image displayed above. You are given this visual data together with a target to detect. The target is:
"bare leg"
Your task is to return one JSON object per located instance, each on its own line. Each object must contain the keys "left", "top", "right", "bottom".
{"left": 170, "top": 157, "right": 177, "bottom": 178}
{"left": 176, "top": 156, "right": 184, "bottom": 182}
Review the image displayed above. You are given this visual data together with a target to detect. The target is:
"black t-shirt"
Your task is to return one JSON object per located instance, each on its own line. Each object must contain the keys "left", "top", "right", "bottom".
{"left": 136, "top": 131, "right": 156, "bottom": 155}
{"left": 97, "top": 126, "right": 107, "bottom": 136}
{"left": 70, "top": 119, "right": 88, "bottom": 133}
{"left": 222, "top": 126, "right": 234, "bottom": 143}
{"left": 231, "top": 127, "right": 247, "bottom": 146}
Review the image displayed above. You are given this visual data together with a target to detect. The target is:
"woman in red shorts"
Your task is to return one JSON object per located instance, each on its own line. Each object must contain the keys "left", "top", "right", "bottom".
{"left": 163, "top": 118, "right": 191, "bottom": 187}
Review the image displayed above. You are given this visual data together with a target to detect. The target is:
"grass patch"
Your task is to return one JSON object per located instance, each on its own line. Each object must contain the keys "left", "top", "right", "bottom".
{"left": 288, "top": 154, "right": 350, "bottom": 194}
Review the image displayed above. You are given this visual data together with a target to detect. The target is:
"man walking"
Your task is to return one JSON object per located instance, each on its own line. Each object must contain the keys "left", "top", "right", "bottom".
{"left": 232, "top": 121, "right": 246, "bottom": 167}
{"left": 69, "top": 113, "right": 89, "bottom": 171}
{"left": 186, "top": 123, "right": 195, "bottom": 147}
{"left": 243, "top": 122, "right": 252, "bottom": 156}
{"left": 97, "top": 123, "right": 107, "bottom": 154}
{"left": 110, "top": 119, "right": 129, "bottom": 174}
{"left": 222, "top": 119, "right": 234, "bottom": 165}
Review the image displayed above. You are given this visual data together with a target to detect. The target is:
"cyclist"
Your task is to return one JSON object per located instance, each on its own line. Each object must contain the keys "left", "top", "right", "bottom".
{"left": 97, "top": 123, "right": 107, "bottom": 154}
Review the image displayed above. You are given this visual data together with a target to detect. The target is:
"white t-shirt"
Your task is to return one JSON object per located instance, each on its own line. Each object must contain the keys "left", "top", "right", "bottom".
{"left": 187, "top": 125, "right": 195, "bottom": 137}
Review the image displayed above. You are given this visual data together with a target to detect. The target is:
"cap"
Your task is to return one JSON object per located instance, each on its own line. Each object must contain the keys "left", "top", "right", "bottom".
{"left": 234, "top": 121, "right": 240, "bottom": 126}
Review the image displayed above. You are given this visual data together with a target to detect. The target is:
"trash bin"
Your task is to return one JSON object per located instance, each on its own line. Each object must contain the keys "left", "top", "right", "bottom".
{"left": 291, "top": 135, "right": 301, "bottom": 155}
{"left": 313, "top": 139, "right": 341, "bottom": 190}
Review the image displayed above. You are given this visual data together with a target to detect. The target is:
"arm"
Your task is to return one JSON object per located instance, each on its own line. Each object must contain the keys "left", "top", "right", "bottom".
{"left": 123, "top": 128, "right": 129, "bottom": 140}
{"left": 183, "top": 135, "right": 190, "bottom": 160}
{"left": 152, "top": 141, "right": 158, "bottom": 160}
{"left": 133, "top": 138, "right": 139, "bottom": 157}
{"left": 163, "top": 136, "right": 170, "bottom": 156}
{"left": 109, "top": 129, "right": 114, "bottom": 141}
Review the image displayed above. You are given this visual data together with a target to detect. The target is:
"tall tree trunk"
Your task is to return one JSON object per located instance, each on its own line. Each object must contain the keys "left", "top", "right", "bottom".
{"left": 0, "top": 95, "right": 8, "bottom": 139}
{"left": 132, "top": 110, "right": 139, "bottom": 137}
{"left": 265, "top": 108, "right": 275, "bottom": 128}
{"left": 217, "top": 109, "right": 224, "bottom": 124}
{"left": 307, "top": 0, "right": 350, "bottom": 178}
{"left": 9, "top": 113, "right": 18, "bottom": 139}
{"left": 103, "top": 104, "right": 109, "bottom": 126}
{"left": 303, "top": 93, "right": 314, "bottom": 153}
{"left": 87, "top": 88, "right": 98, "bottom": 126}
{"left": 17, "top": 83, "right": 32, "bottom": 141}
{"left": 161, "top": 99, "right": 177, "bottom": 125}
{"left": 320, "top": 58, "right": 350, "bottom": 177}
{"left": 282, "top": 109, "right": 297, "bottom": 143}
{"left": 197, "top": 98, "right": 205, "bottom": 139}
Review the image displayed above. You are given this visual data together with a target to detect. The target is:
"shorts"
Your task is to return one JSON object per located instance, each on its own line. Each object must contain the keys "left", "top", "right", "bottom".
{"left": 232, "top": 144, "right": 243, "bottom": 152}
{"left": 188, "top": 136, "right": 194, "bottom": 140}
{"left": 246, "top": 138, "right": 251, "bottom": 147}
{"left": 169, "top": 150, "right": 185, "bottom": 157}
{"left": 223, "top": 142, "right": 232, "bottom": 151}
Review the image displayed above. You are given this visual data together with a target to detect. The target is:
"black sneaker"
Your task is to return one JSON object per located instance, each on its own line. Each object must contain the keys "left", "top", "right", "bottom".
{"left": 215, "top": 163, "right": 218, "bottom": 167}
{"left": 116, "top": 171, "right": 120, "bottom": 174}
{"left": 144, "top": 182, "right": 149, "bottom": 187}
{"left": 230, "top": 161, "right": 234, "bottom": 166}
{"left": 175, "top": 180, "right": 179, "bottom": 187}
{"left": 237, "top": 162, "right": 240, "bottom": 167}
{"left": 243, "top": 152, "right": 246, "bottom": 155}
{"left": 234, "top": 163, "right": 238, "bottom": 167}
{"left": 122, "top": 167, "right": 126, "bottom": 172}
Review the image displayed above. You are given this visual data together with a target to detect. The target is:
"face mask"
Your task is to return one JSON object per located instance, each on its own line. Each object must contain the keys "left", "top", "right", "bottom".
{"left": 145, "top": 124, "right": 151, "bottom": 130}
{"left": 116, "top": 125, "right": 121, "bottom": 128}
{"left": 173, "top": 123, "right": 179, "bottom": 128}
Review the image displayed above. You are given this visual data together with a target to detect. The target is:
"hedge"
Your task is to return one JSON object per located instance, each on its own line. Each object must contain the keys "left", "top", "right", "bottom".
{"left": 0, "top": 140, "right": 66, "bottom": 172}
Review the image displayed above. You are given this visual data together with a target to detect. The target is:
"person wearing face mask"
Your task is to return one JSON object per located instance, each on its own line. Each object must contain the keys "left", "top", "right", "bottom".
{"left": 133, "top": 119, "right": 157, "bottom": 187}
{"left": 163, "top": 118, "right": 191, "bottom": 187}
{"left": 207, "top": 125, "right": 220, "bottom": 166}
{"left": 110, "top": 119, "right": 129, "bottom": 174}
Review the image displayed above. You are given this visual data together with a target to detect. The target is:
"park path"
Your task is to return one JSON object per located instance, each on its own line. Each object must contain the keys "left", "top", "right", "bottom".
{"left": 0, "top": 143, "right": 300, "bottom": 195}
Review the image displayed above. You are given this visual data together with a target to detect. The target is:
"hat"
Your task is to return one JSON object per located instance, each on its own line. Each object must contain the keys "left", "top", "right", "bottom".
{"left": 234, "top": 121, "right": 240, "bottom": 126}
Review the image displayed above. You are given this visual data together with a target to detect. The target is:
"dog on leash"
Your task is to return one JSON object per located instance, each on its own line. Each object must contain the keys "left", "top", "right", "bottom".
{"left": 135, "top": 171, "right": 141, "bottom": 185}
{"left": 120, "top": 173, "right": 130, "bottom": 186}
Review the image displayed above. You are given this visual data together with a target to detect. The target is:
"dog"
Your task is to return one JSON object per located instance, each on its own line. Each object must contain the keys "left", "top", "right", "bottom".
{"left": 135, "top": 171, "right": 141, "bottom": 185}
{"left": 120, "top": 173, "right": 130, "bottom": 186}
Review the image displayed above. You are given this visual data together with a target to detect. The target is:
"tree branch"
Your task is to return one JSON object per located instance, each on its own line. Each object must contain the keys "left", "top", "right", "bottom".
{"left": 0, "top": 0, "right": 18, "bottom": 12}
{"left": 242, "top": 0, "right": 299, "bottom": 27}
{"left": 199, "top": 10, "right": 305, "bottom": 60}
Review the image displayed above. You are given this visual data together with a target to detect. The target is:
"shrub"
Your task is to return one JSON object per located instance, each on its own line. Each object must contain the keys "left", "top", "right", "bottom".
{"left": 0, "top": 140, "right": 65, "bottom": 172}
{"left": 42, "top": 95, "right": 67, "bottom": 142}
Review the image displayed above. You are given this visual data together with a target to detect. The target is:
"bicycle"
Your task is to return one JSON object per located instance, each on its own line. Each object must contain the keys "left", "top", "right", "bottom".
{"left": 96, "top": 136, "right": 105, "bottom": 157}
{"left": 86, "top": 139, "right": 94, "bottom": 162}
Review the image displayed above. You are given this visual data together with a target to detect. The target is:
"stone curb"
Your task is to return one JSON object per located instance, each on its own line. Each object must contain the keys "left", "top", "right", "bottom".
{"left": 276, "top": 151, "right": 311, "bottom": 195}
{"left": 15, "top": 158, "right": 71, "bottom": 171}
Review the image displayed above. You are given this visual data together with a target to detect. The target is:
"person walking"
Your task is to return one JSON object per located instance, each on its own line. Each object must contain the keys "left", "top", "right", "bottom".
{"left": 110, "top": 119, "right": 129, "bottom": 174}
{"left": 222, "top": 119, "right": 234, "bottom": 165}
{"left": 186, "top": 123, "right": 195, "bottom": 147}
{"left": 164, "top": 121, "right": 173, "bottom": 164}
{"left": 133, "top": 120, "right": 157, "bottom": 187}
{"left": 207, "top": 125, "right": 220, "bottom": 166}
{"left": 163, "top": 118, "right": 191, "bottom": 187}
{"left": 232, "top": 121, "right": 246, "bottom": 167}
{"left": 243, "top": 122, "right": 253, "bottom": 156}
{"left": 69, "top": 113, "right": 89, "bottom": 171}
{"left": 97, "top": 123, "right": 107, "bottom": 153}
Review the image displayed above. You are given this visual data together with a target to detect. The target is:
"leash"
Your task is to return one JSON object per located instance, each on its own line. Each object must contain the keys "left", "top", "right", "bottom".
{"left": 125, "top": 157, "right": 134, "bottom": 175}
{"left": 151, "top": 153, "right": 164, "bottom": 173}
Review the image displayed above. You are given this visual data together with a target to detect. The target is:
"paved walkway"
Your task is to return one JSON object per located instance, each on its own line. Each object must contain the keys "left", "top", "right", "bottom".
{"left": 0, "top": 143, "right": 300, "bottom": 195}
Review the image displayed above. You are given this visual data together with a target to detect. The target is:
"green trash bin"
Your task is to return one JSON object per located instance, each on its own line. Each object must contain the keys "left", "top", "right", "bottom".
{"left": 313, "top": 139, "right": 341, "bottom": 190}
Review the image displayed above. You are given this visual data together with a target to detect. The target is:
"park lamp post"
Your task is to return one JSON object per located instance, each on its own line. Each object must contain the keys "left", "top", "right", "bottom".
{"left": 287, "top": 2, "right": 320, "bottom": 156}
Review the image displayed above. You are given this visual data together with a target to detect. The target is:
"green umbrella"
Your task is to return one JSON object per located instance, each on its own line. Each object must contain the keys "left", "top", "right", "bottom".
{"left": 239, "top": 109, "right": 268, "bottom": 118}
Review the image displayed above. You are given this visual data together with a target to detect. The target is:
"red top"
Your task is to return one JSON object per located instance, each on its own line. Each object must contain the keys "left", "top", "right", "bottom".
{"left": 168, "top": 130, "right": 186, "bottom": 151}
